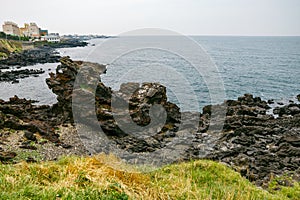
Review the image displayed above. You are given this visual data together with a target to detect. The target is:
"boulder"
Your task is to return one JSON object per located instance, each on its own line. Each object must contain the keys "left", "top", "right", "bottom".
{"left": 24, "top": 131, "right": 37, "bottom": 141}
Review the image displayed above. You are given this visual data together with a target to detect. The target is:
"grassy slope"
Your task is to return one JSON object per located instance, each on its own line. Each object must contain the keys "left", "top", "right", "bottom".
{"left": 0, "top": 155, "right": 299, "bottom": 200}
{"left": 0, "top": 39, "right": 22, "bottom": 59}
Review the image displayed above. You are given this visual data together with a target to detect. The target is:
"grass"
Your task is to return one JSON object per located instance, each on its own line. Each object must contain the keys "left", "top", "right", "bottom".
{"left": 11, "top": 150, "right": 42, "bottom": 163}
{"left": 0, "top": 154, "right": 299, "bottom": 200}
{"left": 0, "top": 39, "right": 22, "bottom": 60}
{"left": 0, "top": 39, "right": 22, "bottom": 53}
{"left": 268, "top": 174, "right": 300, "bottom": 199}
{"left": 0, "top": 52, "right": 8, "bottom": 59}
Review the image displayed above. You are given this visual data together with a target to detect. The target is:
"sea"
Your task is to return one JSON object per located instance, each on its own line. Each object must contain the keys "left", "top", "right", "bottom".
{"left": 1, "top": 36, "right": 300, "bottom": 112}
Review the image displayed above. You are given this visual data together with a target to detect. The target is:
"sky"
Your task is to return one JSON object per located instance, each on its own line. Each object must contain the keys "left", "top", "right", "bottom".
{"left": 1, "top": 0, "right": 300, "bottom": 36}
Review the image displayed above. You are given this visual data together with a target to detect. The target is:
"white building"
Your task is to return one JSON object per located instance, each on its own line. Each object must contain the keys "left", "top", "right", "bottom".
{"left": 41, "top": 34, "right": 60, "bottom": 43}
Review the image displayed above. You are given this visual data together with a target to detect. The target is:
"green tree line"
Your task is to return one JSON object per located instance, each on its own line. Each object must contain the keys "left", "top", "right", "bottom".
{"left": 0, "top": 32, "right": 30, "bottom": 41}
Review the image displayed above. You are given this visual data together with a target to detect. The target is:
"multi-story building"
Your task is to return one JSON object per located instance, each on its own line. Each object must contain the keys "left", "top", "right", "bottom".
{"left": 28, "top": 23, "right": 40, "bottom": 37}
{"left": 19, "top": 23, "right": 40, "bottom": 38}
{"left": 2, "top": 21, "right": 20, "bottom": 36}
{"left": 2, "top": 21, "right": 57, "bottom": 41}
{"left": 19, "top": 23, "right": 30, "bottom": 36}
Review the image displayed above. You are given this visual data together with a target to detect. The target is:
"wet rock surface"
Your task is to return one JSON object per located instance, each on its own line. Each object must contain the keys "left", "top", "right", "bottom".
{"left": 1, "top": 57, "right": 299, "bottom": 188}
{"left": 0, "top": 68, "right": 45, "bottom": 83}
{"left": 0, "top": 47, "right": 60, "bottom": 67}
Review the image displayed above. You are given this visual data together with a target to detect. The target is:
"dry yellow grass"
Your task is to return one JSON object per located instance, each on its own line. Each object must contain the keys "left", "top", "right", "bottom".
{"left": 0, "top": 154, "right": 298, "bottom": 199}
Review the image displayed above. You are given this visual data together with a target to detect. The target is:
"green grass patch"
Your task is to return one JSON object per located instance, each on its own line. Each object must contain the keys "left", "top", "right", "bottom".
{"left": 0, "top": 155, "right": 298, "bottom": 199}
{"left": 268, "top": 174, "right": 300, "bottom": 199}
{"left": 11, "top": 150, "right": 42, "bottom": 163}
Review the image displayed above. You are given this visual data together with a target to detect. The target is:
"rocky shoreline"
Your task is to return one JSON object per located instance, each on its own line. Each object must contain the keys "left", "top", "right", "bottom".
{"left": 0, "top": 39, "right": 88, "bottom": 83}
{"left": 0, "top": 68, "right": 45, "bottom": 83}
{"left": 0, "top": 47, "right": 60, "bottom": 68}
{"left": 0, "top": 57, "right": 299, "bottom": 188}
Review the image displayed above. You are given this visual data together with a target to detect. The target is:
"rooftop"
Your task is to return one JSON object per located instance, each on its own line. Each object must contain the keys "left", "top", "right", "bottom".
{"left": 4, "top": 21, "right": 19, "bottom": 26}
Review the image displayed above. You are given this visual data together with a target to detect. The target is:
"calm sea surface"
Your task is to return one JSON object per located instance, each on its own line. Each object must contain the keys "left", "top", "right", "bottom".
{"left": 1, "top": 36, "right": 300, "bottom": 111}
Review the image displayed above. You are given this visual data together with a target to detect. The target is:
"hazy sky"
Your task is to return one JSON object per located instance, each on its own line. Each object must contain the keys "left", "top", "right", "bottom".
{"left": 1, "top": 0, "right": 300, "bottom": 36}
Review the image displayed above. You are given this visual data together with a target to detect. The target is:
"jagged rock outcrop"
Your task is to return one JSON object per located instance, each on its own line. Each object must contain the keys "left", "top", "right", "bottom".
{"left": 0, "top": 94, "right": 83, "bottom": 162}
{"left": 0, "top": 96, "right": 60, "bottom": 142}
{"left": 46, "top": 57, "right": 181, "bottom": 152}
{"left": 187, "top": 94, "right": 300, "bottom": 187}
{"left": 46, "top": 57, "right": 84, "bottom": 123}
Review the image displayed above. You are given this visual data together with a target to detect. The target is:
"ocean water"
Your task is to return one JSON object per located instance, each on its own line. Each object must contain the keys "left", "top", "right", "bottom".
{"left": 1, "top": 36, "right": 300, "bottom": 111}
{"left": 0, "top": 63, "right": 58, "bottom": 104}
{"left": 60, "top": 36, "right": 300, "bottom": 111}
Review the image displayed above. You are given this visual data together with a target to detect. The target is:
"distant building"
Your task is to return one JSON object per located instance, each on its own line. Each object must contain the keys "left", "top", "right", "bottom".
{"left": 2, "top": 21, "right": 20, "bottom": 36}
{"left": 2, "top": 21, "right": 57, "bottom": 40}
{"left": 20, "top": 23, "right": 40, "bottom": 38}
{"left": 39, "top": 29, "right": 48, "bottom": 36}
{"left": 28, "top": 23, "right": 40, "bottom": 37}
{"left": 41, "top": 33, "right": 60, "bottom": 43}
{"left": 19, "top": 23, "right": 30, "bottom": 36}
